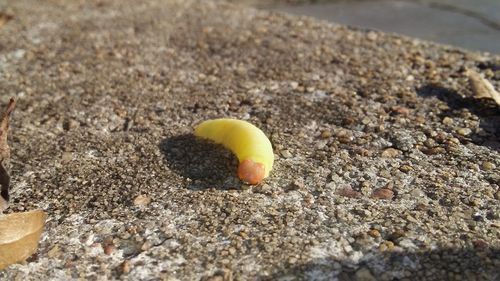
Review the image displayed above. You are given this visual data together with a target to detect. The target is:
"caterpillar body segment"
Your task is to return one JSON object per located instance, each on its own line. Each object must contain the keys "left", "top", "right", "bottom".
{"left": 194, "top": 119, "right": 274, "bottom": 184}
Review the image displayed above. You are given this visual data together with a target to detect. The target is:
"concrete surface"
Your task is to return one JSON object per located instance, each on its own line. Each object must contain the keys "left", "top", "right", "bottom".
{"left": 270, "top": 0, "right": 500, "bottom": 54}
{"left": 0, "top": 0, "right": 499, "bottom": 280}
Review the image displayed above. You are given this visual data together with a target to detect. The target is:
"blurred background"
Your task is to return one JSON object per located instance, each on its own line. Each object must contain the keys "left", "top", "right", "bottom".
{"left": 233, "top": 0, "right": 500, "bottom": 54}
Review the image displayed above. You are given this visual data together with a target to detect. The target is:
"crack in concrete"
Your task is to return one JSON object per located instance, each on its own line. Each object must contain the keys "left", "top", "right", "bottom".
{"left": 405, "top": 0, "right": 500, "bottom": 31}
{"left": 266, "top": 0, "right": 500, "bottom": 31}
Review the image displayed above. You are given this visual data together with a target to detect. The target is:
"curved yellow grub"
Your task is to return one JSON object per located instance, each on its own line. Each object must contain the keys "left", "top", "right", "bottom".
{"left": 194, "top": 118, "right": 274, "bottom": 184}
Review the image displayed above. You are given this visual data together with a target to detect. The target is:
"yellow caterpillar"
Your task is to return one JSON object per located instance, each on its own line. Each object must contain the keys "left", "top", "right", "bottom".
{"left": 194, "top": 118, "right": 274, "bottom": 185}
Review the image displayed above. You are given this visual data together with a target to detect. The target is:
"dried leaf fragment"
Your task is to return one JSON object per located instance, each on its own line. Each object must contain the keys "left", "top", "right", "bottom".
{"left": 466, "top": 69, "right": 500, "bottom": 105}
{"left": 0, "top": 210, "right": 47, "bottom": 270}
{"left": 0, "top": 98, "right": 15, "bottom": 213}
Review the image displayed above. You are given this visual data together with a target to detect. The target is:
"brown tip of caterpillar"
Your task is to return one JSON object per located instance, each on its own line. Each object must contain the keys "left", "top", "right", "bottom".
{"left": 238, "top": 159, "right": 265, "bottom": 185}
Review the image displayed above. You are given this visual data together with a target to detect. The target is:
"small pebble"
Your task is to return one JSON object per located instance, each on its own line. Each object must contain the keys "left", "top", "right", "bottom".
{"left": 392, "top": 130, "right": 416, "bottom": 151}
{"left": 103, "top": 244, "right": 115, "bottom": 255}
{"left": 399, "top": 165, "right": 413, "bottom": 173}
{"left": 481, "top": 161, "right": 495, "bottom": 171}
{"left": 367, "top": 229, "right": 380, "bottom": 238}
{"left": 366, "top": 31, "right": 378, "bottom": 41}
{"left": 337, "top": 186, "right": 362, "bottom": 198}
{"left": 280, "top": 149, "right": 292, "bottom": 158}
{"left": 133, "top": 195, "right": 151, "bottom": 206}
{"left": 391, "top": 106, "right": 410, "bottom": 116}
{"left": 379, "top": 241, "right": 395, "bottom": 252}
{"left": 61, "top": 152, "right": 73, "bottom": 162}
{"left": 120, "top": 261, "right": 131, "bottom": 274}
{"left": 371, "top": 188, "right": 394, "bottom": 200}
{"left": 457, "top": 128, "right": 472, "bottom": 136}
{"left": 442, "top": 117, "right": 453, "bottom": 125}
{"left": 381, "top": 148, "right": 401, "bottom": 158}
{"left": 321, "top": 130, "right": 332, "bottom": 139}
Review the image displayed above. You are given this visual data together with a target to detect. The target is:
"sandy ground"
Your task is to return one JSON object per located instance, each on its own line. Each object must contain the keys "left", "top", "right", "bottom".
{"left": 0, "top": 0, "right": 499, "bottom": 280}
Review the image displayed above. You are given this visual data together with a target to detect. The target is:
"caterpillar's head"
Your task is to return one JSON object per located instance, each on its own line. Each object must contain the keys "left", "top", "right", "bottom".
{"left": 238, "top": 159, "right": 265, "bottom": 185}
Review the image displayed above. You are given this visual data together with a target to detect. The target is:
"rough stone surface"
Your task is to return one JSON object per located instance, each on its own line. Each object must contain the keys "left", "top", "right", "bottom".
{"left": 269, "top": 0, "right": 500, "bottom": 54}
{"left": 0, "top": 0, "right": 499, "bottom": 280}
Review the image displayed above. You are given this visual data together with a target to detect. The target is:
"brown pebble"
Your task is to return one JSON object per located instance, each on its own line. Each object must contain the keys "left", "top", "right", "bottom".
{"left": 442, "top": 117, "right": 453, "bottom": 125}
{"left": 120, "top": 260, "right": 131, "bottom": 274}
{"left": 367, "top": 31, "right": 378, "bottom": 41}
{"left": 381, "top": 148, "right": 401, "bottom": 158}
{"left": 280, "top": 149, "right": 293, "bottom": 158}
{"left": 399, "top": 165, "right": 413, "bottom": 173}
{"left": 422, "top": 147, "right": 445, "bottom": 155}
{"left": 133, "top": 194, "right": 151, "bottom": 206}
{"left": 321, "top": 130, "right": 332, "bottom": 139}
{"left": 371, "top": 188, "right": 394, "bottom": 200}
{"left": 61, "top": 152, "right": 73, "bottom": 162}
{"left": 338, "top": 135, "right": 353, "bottom": 144}
{"left": 391, "top": 106, "right": 410, "bottom": 116}
{"left": 337, "top": 186, "right": 362, "bottom": 198}
{"left": 368, "top": 229, "right": 380, "bottom": 238}
{"left": 103, "top": 244, "right": 115, "bottom": 255}
{"left": 379, "top": 241, "right": 394, "bottom": 252}
{"left": 414, "top": 203, "right": 427, "bottom": 211}
{"left": 457, "top": 127, "right": 472, "bottom": 136}
{"left": 415, "top": 116, "right": 426, "bottom": 124}
{"left": 102, "top": 236, "right": 114, "bottom": 253}
{"left": 355, "top": 147, "right": 373, "bottom": 157}
{"left": 336, "top": 130, "right": 354, "bottom": 144}
{"left": 481, "top": 161, "right": 495, "bottom": 171}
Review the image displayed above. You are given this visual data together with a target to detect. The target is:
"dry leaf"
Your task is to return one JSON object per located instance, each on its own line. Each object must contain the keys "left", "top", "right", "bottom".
{"left": 0, "top": 13, "right": 13, "bottom": 29}
{"left": 0, "top": 99, "right": 15, "bottom": 212}
{"left": 0, "top": 210, "right": 47, "bottom": 270}
{"left": 466, "top": 69, "right": 500, "bottom": 105}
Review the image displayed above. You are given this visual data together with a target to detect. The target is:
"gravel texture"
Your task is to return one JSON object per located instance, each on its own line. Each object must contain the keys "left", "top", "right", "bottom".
{"left": 0, "top": 0, "right": 499, "bottom": 280}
